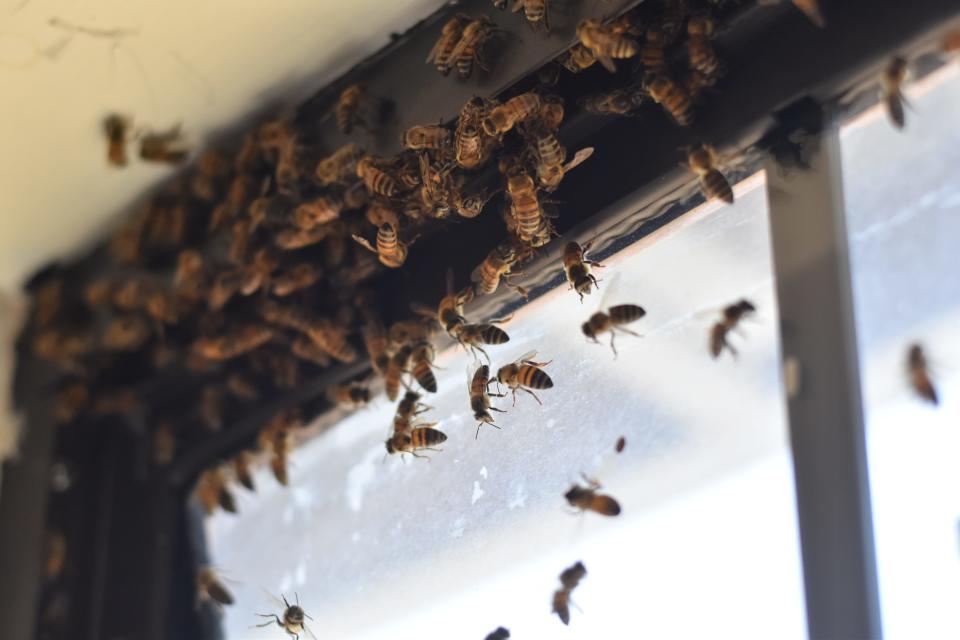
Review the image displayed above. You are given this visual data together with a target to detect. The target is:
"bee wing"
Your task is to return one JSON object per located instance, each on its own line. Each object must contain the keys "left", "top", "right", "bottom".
{"left": 595, "top": 54, "right": 617, "bottom": 73}
{"left": 513, "top": 350, "right": 538, "bottom": 364}
{"left": 303, "top": 622, "right": 320, "bottom": 640}
{"left": 351, "top": 234, "right": 378, "bottom": 254}
{"left": 446, "top": 31, "right": 474, "bottom": 66}
{"left": 206, "top": 577, "right": 235, "bottom": 605}
{"left": 425, "top": 34, "right": 444, "bottom": 64}
{"left": 410, "top": 302, "right": 436, "bottom": 319}
{"left": 563, "top": 147, "right": 594, "bottom": 173}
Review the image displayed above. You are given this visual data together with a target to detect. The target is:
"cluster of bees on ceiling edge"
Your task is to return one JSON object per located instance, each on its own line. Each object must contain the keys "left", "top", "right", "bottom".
{"left": 27, "top": 0, "right": 958, "bottom": 636}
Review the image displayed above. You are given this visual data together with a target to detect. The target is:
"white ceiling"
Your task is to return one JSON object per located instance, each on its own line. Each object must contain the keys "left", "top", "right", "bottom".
{"left": 0, "top": 0, "right": 447, "bottom": 291}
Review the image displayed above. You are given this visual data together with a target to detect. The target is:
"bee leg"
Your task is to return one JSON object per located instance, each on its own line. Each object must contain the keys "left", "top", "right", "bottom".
{"left": 521, "top": 387, "right": 543, "bottom": 405}
{"left": 524, "top": 359, "right": 552, "bottom": 368}
{"left": 609, "top": 334, "right": 618, "bottom": 359}
{"left": 588, "top": 274, "right": 601, "bottom": 291}
{"left": 511, "top": 389, "right": 518, "bottom": 407}
{"left": 255, "top": 614, "right": 282, "bottom": 628}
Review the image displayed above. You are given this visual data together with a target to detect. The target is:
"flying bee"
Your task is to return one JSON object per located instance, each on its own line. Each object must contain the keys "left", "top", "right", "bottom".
{"left": 315, "top": 143, "right": 361, "bottom": 186}
{"left": 256, "top": 593, "right": 316, "bottom": 640}
{"left": 139, "top": 125, "right": 190, "bottom": 164}
{"left": 563, "top": 241, "right": 603, "bottom": 301}
{"left": 385, "top": 344, "right": 414, "bottom": 401}
{"left": 907, "top": 343, "right": 938, "bottom": 405}
{"left": 496, "top": 350, "right": 554, "bottom": 405}
{"left": 647, "top": 75, "right": 694, "bottom": 125}
{"left": 485, "top": 628, "right": 511, "bottom": 640}
{"left": 458, "top": 321, "right": 511, "bottom": 362}
{"left": 402, "top": 124, "right": 452, "bottom": 151}
{"left": 335, "top": 84, "right": 381, "bottom": 134}
{"left": 552, "top": 561, "right": 587, "bottom": 625}
{"left": 234, "top": 450, "right": 256, "bottom": 492}
{"left": 194, "top": 324, "right": 274, "bottom": 361}
{"left": 582, "top": 304, "right": 646, "bottom": 357}
{"left": 565, "top": 476, "right": 621, "bottom": 516}
{"left": 196, "top": 567, "right": 234, "bottom": 608}
{"left": 357, "top": 155, "right": 400, "bottom": 197}
{"left": 408, "top": 341, "right": 441, "bottom": 393}
{"left": 709, "top": 299, "right": 756, "bottom": 358}
{"left": 513, "top": 0, "right": 549, "bottom": 32}
{"left": 687, "top": 143, "right": 734, "bottom": 204}
{"left": 103, "top": 114, "right": 130, "bottom": 166}
{"left": 576, "top": 19, "right": 639, "bottom": 73}
{"left": 331, "top": 382, "right": 372, "bottom": 409}
{"left": 881, "top": 56, "right": 909, "bottom": 130}
{"left": 559, "top": 43, "right": 597, "bottom": 73}
{"left": 615, "top": 436, "right": 626, "bottom": 453}
{"left": 471, "top": 239, "right": 525, "bottom": 296}
{"left": 469, "top": 364, "right": 507, "bottom": 437}
{"left": 449, "top": 15, "right": 497, "bottom": 79}
{"left": 385, "top": 426, "right": 448, "bottom": 458}
{"left": 352, "top": 222, "right": 411, "bottom": 268}
{"left": 687, "top": 15, "right": 719, "bottom": 78}
{"left": 427, "top": 13, "right": 469, "bottom": 76}
{"left": 640, "top": 27, "right": 668, "bottom": 77}
{"left": 482, "top": 92, "right": 541, "bottom": 136}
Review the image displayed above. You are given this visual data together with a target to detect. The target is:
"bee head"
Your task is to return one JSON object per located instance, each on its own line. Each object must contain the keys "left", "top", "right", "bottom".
{"left": 384, "top": 438, "right": 396, "bottom": 454}
{"left": 581, "top": 322, "right": 595, "bottom": 339}
{"left": 574, "top": 276, "right": 594, "bottom": 296}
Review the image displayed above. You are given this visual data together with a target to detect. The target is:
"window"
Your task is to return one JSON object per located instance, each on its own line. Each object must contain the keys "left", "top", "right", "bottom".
{"left": 206, "top": 173, "right": 806, "bottom": 639}
{"left": 841, "top": 63, "right": 960, "bottom": 639}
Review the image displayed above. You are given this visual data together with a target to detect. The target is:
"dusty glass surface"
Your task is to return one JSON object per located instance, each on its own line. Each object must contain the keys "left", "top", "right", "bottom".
{"left": 841, "top": 63, "right": 960, "bottom": 639}
{"left": 207, "top": 174, "right": 806, "bottom": 639}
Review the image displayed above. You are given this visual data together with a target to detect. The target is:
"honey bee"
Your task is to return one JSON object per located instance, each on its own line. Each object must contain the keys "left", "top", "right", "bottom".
{"left": 647, "top": 75, "right": 694, "bottom": 125}
{"left": 275, "top": 224, "right": 336, "bottom": 250}
{"left": 194, "top": 324, "right": 274, "bottom": 361}
{"left": 449, "top": 16, "right": 497, "bottom": 79}
{"left": 455, "top": 96, "right": 490, "bottom": 169}
{"left": 101, "top": 315, "right": 150, "bottom": 351}
{"left": 471, "top": 239, "right": 524, "bottom": 296}
{"left": 385, "top": 426, "right": 448, "bottom": 458}
{"left": 200, "top": 386, "right": 224, "bottom": 432}
{"left": 512, "top": 0, "right": 549, "bottom": 31}
{"left": 576, "top": 19, "right": 639, "bottom": 73}
{"left": 402, "top": 124, "right": 452, "bottom": 151}
{"left": 469, "top": 364, "right": 507, "bottom": 437}
{"left": 357, "top": 155, "right": 400, "bottom": 197}
{"left": 427, "top": 13, "right": 469, "bottom": 76}
{"left": 255, "top": 593, "right": 315, "bottom": 640}
{"left": 307, "top": 318, "right": 357, "bottom": 363}
{"left": 502, "top": 157, "right": 555, "bottom": 248}
{"left": 552, "top": 561, "right": 587, "bottom": 625}
{"left": 191, "top": 150, "right": 230, "bottom": 202}
{"left": 289, "top": 337, "right": 331, "bottom": 368}
{"left": 315, "top": 144, "right": 361, "bottom": 186}
{"left": 388, "top": 319, "right": 434, "bottom": 348}
{"left": 686, "top": 16, "right": 719, "bottom": 78}
{"left": 615, "top": 436, "right": 626, "bottom": 453}
{"left": 907, "top": 343, "right": 938, "bottom": 405}
{"left": 241, "top": 248, "right": 279, "bottom": 296}
{"left": 352, "top": 222, "right": 411, "bottom": 268}
{"left": 409, "top": 341, "right": 439, "bottom": 393}
{"left": 485, "top": 628, "right": 510, "bottom": 640}
{"left": 482, "top": 92, "right": 541, "bottom": 136}
{"left": 452, "top": 183, "right": 493, "bottom": 219}
{"left": 385, "top": 344, "right": 414, "bottom": 401}
{"left": 496, "top": 350, "right": 553, "bottom": 405}
{"left": 640, "top": 27, "right": 668, "bottom": 77}
{"left": 580, "top": 90, "right": 636, "bottom": 116}
{"left": 533, "top": 131, "right": 593, "bottom": 192}
{"left": 271, "top": 263, "right": 322, "bottom": 297}
{"left": 791, "top": 0, "right": 826, "bottom": 28}
{"left": 44, "top": 532, "right": 66, "bottom": 580}
{"left": 709, "top": 299, "right": 756, "bottom": 358}
{"left": 563, "top": 241, "right": 603, "bottom": 301}
{"left": 361, "top": 315, "right": 390, "bottom": 376}
{"left": 582, "top": 304, "right": 646, "bottom": 357}
{"left": 329, "top": 382, "right": 372, "bottom": 409}
{"left": 393, "top": 389, "right": 432, "bottom": 433}
{"left": 458, "top": 321, "right": 511, "bottom": 362}
{"left": 208, "top": 270, "right": 242, "bottom": 311}
{"left": 103, "top": 114, "right": 130, "bottom": 166}
{"left": 139, "top": 125, "right": 190, "bottom": 164}
{"left": 687, "top": 143, "right": 733, "bottom": 204}
{"left": 881, "top": 56, "right": 909, "bottom": 130}
{"left": 565, "top": 476, "right": 621, "bottom": 516}
{"left": 558, "top": 44, "right": 597, "bottom": 73}
{"left": 293, "top": 195, "right": 342, "bottom": 229}
{"left": 335, "top": 84, "right": 381, "bottom": 134}
{"left": 234, "top": 450, "right": 256, "bottom": 492}
{"left": 196, "top": 567, "right": 234, "bottom": 608}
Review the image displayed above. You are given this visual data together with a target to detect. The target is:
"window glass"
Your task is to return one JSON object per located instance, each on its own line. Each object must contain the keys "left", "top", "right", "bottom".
{"left": 840, "top": 63, "right": 960, "bottom": 639}
{"left": 207, "top": 174, "right": 806, "bottom": 639}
